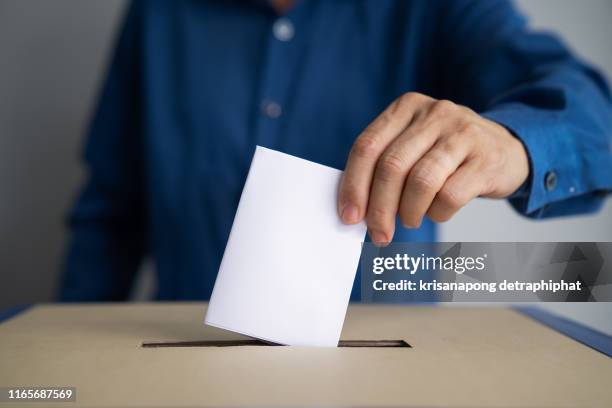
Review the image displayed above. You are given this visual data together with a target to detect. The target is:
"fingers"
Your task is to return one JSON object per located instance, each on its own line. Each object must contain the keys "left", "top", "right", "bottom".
{"left": 398, "top": 134, "right": 473, "bottom": 228}
{"left": 341, "top": 95, "right": 494, "bottom": 245}
{"left": 338, "top": 93, "right": 430, "bottom": 225}
{"left": 426, "top": 158, "right": 485, "bottom": 222}
{"left": 365, "top": 123, "right": 440, "bottom": 244}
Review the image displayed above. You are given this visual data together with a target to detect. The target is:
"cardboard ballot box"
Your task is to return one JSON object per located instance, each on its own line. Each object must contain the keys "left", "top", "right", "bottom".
{"left": 0, "top": 303, "right": 610, "bottom": 407}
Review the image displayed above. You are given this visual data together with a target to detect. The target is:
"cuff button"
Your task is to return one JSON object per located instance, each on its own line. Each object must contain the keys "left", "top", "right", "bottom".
{"left": 544, "top": 171, "right": 557, "bottom": 191}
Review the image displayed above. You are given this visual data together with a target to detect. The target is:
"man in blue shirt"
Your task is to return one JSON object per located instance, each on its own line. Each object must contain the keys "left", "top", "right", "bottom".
{"left": 60, "top": 0, "right": 612, "bottom": 301}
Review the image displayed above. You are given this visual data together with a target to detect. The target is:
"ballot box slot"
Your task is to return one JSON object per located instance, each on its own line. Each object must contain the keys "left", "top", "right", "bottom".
{"left": 141, "top": 339, "right": 410, "bottom": 348}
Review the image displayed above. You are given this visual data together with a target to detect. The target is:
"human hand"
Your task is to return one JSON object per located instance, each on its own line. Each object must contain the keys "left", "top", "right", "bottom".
{"left": 338, "top": 92, "right": 529, "bottom": 245}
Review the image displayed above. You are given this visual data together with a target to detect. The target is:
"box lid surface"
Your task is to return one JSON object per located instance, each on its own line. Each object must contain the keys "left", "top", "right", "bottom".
{"left": 0, "top": 303, "right": 610, "bottom": 407}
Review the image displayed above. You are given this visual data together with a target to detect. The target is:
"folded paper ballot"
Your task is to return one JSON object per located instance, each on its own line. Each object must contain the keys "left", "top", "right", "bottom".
{"left": 205, "top": 146, "right": 367, "bottom": 346}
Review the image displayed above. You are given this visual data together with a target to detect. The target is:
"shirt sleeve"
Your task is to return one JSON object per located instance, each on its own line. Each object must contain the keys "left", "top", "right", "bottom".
{"left": 59, "top": 1, "right": 147, "bottom": 301}
{"left": 435, "top": 0, "right": 612, "bottom": 218}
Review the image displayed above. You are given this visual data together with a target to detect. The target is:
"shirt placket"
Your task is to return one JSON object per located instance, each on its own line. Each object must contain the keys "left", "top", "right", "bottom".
{"left": 253, "top": 4, "right": 310, "bottom": 149}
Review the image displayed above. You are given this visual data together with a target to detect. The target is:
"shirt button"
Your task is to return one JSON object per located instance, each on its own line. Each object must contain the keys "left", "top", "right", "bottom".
{"left": 273, "top": 18, "right": 294, "bottom": 41}
{"left": 544, "top": 171, "right": 557, "bottom": 191}
{"left": 261, "top": 100, "right": 282, "bottom": 118}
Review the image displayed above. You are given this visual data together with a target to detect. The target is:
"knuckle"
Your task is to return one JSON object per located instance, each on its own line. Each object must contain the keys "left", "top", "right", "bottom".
{"left": 426, "top": 148, "right": 453, "bottom": 169}
{"left": 459, "top": 104, "right": 476, "bottom": 116}
{"left": 352, "top": 135, "right": 378, "bottom": 160}
{"left": 368, "top": 110, "right": 392, "bottom": 133}
{"left": 390, "top": 92, "right": 423, "bottom": 115}
{"left": 437, "top": 138, "right": 460, "bottom": 157}
{"left": 457, "top": 121, "right": 482, "bottom": 137}
{"left": 408, "top": 165, "right": 439, "bottom": 193}
{"left": 430, "top": 99, "right": 457, "bottom": 117}
{"left": 377, "top": 110, "right": 393, "bottom": 128}
{"left": 390, "top": 94, "right": 409, "bottom": 116}
{"left": 403, "top": 91, "right": 425, "bottom": 103}
{"left": 376, "top": 153, "right": 406, "bottom": 182}
{"left": 437, "top": 185, "right": 466, "bottom": 209}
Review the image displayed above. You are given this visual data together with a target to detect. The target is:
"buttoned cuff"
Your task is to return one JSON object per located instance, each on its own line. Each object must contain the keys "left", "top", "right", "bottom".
{"left": 482, "top": 104, "right": 581, "bottom": 217}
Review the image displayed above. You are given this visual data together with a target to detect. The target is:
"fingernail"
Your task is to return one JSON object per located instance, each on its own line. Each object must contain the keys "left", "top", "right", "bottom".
{"left": 369, "top": 230, "right": 388, "bottom": 246}
{"left": 341, "top": 204, "right": 360, "bottom": 224}
{"left": 401, "top": 217, "right": 422, "bottom": 229}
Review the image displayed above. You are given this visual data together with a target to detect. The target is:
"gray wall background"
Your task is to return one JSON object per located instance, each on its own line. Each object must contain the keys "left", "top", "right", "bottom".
{"left": 0, "top": 1, "right": 610, "bottom": 332}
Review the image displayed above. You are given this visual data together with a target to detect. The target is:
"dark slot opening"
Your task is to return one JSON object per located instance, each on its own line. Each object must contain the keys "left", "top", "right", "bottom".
{"left": 141, "top": 339, "right": 410, "bottom": 348}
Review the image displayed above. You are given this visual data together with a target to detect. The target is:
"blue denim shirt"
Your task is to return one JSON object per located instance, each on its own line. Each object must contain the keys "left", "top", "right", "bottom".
{"left": 60, "top": 0, "right": 612, "bottom": 301}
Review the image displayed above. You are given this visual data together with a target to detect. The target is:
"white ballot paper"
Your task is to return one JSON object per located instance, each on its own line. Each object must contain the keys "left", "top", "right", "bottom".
{"left": 205, "top": 146, "right": 367, "bottom": 347}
